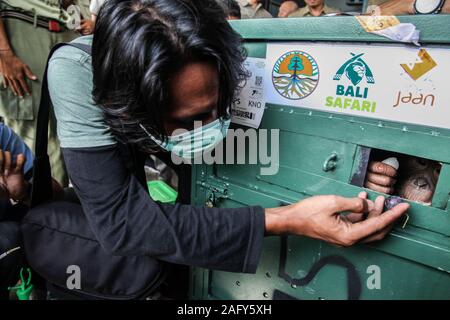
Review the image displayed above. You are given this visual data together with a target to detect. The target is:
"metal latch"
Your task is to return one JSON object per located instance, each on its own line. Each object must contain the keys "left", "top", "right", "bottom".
{"left": 198, "top": 181, "right": 229, "bottom": 208}
{"left": 205, "top": 191, "right": 216, "bottom": 208}
{"left": 323, "top": 152, "right": 339, "bottom": 172}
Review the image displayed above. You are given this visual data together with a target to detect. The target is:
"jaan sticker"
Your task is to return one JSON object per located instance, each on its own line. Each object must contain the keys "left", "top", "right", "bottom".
{"left": 231, "top": 57, "right": 266, "bottom": 129}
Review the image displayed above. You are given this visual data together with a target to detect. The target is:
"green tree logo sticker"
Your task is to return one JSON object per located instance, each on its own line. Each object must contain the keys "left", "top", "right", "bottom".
{"left": 272, "top": 51, "right": 319, "bottom": 100}
{"left": 288, "top": 56, "right": 304, "bottom": 74}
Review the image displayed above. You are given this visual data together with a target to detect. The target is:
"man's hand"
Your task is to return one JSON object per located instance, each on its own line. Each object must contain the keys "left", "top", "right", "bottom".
{"left": 0, "top": 51, "right": 37, "bottom": 98}
{"left": 0, "top": 150, "right": 9, "bottom": 199}
{"left": 265, "top": 192, "right": 409, "bottom": 247}
{"left": 365, "top": 161, "right": 397, "bottom": 194}
{"left": 78, "top": 19, "right": 95, "bottom": 35}
{"left": 0, "top": 150, "right": 29, "bottom": 202}
{"left": 278, "top": 1, "right": 299, "bottom": 17}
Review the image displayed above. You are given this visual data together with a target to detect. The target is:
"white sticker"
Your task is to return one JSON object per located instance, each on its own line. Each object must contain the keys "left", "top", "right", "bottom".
{"left": 265, "top": 42, "right": 450, "bottom": 130}
{"left": 231, "top": 57, "right": 266, "bottom": 129}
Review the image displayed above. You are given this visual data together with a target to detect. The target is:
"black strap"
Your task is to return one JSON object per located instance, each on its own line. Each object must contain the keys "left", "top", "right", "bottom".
{"left": 31, "top": 43, "right": 91, "bottom": 208}
{"left": 278, "top": 236, "right": 362, "bottom": 300}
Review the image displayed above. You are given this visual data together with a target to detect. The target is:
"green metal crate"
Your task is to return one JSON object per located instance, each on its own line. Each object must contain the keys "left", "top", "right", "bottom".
{"left": 189, "top": 16, "right": 450, "bottom": 300}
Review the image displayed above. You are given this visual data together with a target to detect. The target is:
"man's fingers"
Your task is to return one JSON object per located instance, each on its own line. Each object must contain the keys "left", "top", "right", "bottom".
{"left": 363, "top": 196, "right": 397, "bottom": 242}
{"left": 3, "top": 151, "right": 11, "bottom": 176}
{"left": 344, "top": 213, "right": 365, "bottom": 223}
{"left": 332, "top": 196, "right": 374, "bottom": 214}
{"left": 362, "top": 224, "right": 394, "bottom": 243}
{"left": 12, "top": 78, "right": 24, "bottom": 97}
{"left": 2, "top": 76, "right": 9, "bottom": 89}
{"left": 0, "top": 149, "right": 3, "bottom": 173}
{"left": 368, "top": 161, "right": 397, "bottom": 177}
{"left": 17, "top": 75, "right": 31, "bottom": 96}
{"left": 367, "top": 196, "right": 385, "bottom": 218}
{"left": 14, "top": 154, "right": 25, "bottom": 172}
{"left": 345, "top": 195, "right": 385, "bottom": 223}
{"left": 365, "top": 180, "right": 394, "bottom": 195}
{"left": 366, "top": 172, "right": 396, "bottom": 187}
{"left": 23, "top": 65, "right": 37, "bottom": 81}
{"left": 80, "top": 20, "right": 89, "bottom": 28}
{"left": 346, "top": 203, "right": 410, "bottom": 243}
{"left": 8, "top": 78, "right": 19, "bottom": 96}
{"left": 343, "top": 192, "right": 369, "bottom": 222}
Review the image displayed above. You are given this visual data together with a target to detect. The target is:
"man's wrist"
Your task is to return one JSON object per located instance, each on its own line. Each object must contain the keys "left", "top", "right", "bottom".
{"left": 264, "top": 205, "right": 295, "bottom": 235}
{"left": 0, "top": 49, "right": 14, "bottom": 59}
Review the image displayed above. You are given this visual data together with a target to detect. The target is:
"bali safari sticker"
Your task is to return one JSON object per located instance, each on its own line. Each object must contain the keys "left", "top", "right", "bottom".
{"left": 326, "top": 52, "right": 377, "bottom": 114}
{"left": 231, "top": 57, "right": 266, "bottom": 129}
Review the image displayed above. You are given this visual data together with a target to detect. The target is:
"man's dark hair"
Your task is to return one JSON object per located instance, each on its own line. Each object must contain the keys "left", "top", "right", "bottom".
{"left": 92, "top": 0, "right": 248, "bottom": 151}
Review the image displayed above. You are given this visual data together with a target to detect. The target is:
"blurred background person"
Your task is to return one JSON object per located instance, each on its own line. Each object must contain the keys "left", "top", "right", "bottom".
{"left": 238, "top": 0, "right": 272, "bottom": 19}
{"left": 0, "top": 123, "right": 35, "bottom": 300}
{"left": 0, "top": 0, "right": 90, "bottom": 187}
{"left": 278, "top": 0, "right": 300, "bottom": 17}
{"left": 278, "top": 0, "right": 303, "bottom": 18}
{"left": 90, "top": 0, "right": 107, "bottom": 23}
{"left": 218, "top": 0, "right": 242, "bottom": 20}
{"left": 0, "top": 122, "right": 63, "bottom": 300}
{"left": 0, "top": 123, "right": 33, "bottom": 300}
{"left": 289, "top": 0, "right": 340, "bottom": 17}
{"left": 76, "top": 0, "right": 108, "bottom": 35}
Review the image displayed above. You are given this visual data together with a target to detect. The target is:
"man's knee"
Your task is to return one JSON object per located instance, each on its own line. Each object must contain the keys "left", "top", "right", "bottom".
{"left": 0, "top": 222, "right": 22, "bottom": 250}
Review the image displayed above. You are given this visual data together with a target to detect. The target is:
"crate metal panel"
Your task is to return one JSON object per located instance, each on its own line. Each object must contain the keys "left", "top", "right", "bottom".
{"left": 190, "top": 16, "right": 450, "bottom": 300}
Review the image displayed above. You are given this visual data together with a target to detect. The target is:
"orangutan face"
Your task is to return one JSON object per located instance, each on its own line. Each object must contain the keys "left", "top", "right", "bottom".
{"left": 396, "top": 158, "right": 441, "bottom": 204}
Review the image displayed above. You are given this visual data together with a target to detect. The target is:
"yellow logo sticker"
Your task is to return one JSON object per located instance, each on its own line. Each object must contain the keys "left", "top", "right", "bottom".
{"left": 400, "top": 49, "right": 438, "bottom": 81}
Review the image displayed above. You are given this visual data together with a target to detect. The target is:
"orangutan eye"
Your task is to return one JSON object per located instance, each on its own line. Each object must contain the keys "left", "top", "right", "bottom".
{"left": 416, "top": 158, "right": 428, "bottom": 167}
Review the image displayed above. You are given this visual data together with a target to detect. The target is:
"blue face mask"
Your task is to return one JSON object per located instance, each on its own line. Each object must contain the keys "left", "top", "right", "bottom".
{"left": 139, "top": 118, "right": 231, "bottom": 159}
